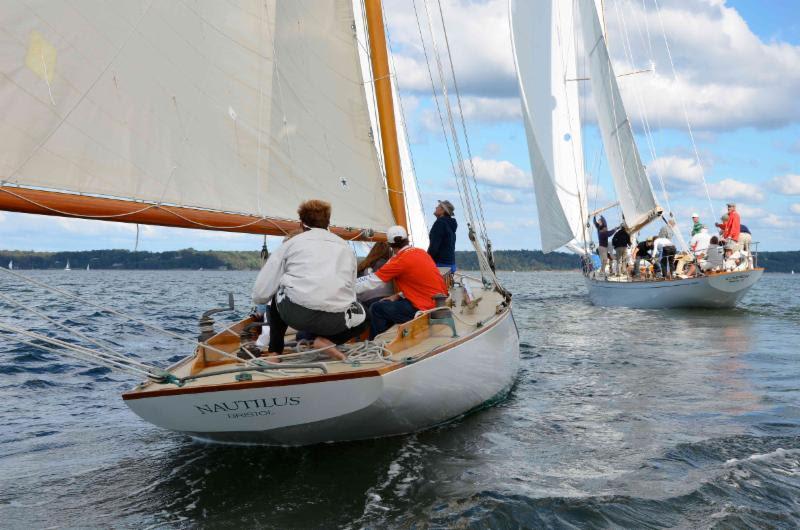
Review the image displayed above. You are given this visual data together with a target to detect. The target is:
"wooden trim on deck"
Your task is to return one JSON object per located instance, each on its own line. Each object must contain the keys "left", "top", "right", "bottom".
{"left": 121, "top": 306, "right": 511, "bottom": 401}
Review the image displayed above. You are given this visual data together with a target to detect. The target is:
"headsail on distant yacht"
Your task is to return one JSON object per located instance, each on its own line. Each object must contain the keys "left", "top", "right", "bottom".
{"left": 510, "top": 0, "right": 762, "bottom": 308}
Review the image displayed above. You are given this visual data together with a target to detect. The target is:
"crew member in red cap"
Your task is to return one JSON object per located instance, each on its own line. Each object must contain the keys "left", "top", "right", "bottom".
{"left": 356, "top": 225, "right": 447, "bottom": 339}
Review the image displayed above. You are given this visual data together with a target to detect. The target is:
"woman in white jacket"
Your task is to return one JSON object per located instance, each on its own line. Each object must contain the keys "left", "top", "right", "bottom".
{"left": 252, "top": 200, "right": 366, "bottom": 361}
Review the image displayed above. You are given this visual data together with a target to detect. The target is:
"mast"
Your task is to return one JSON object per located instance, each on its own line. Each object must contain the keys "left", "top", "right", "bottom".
{"left": 364, "top": 0, "right": 408, "bottom": 230}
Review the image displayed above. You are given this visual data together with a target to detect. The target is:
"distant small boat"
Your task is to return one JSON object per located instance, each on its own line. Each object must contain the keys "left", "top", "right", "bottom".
{"left": 7, "top": 260, "right": 12, "bottom": 270}
{"left": 86, "top": 263, "right": 90, "bottom": 271}
{"left": 64, "top": 260, "right": 71, "bottom": 271}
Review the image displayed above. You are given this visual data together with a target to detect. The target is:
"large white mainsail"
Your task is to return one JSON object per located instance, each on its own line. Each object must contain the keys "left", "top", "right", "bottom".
{"left": 0, "top": 0, "right": 394, "bottom": 231}
{"left": 510, "top": 0, "right": 588, "bottom": 254}
{"left": 576, "top": 0, "right": 660, "bottom": 233}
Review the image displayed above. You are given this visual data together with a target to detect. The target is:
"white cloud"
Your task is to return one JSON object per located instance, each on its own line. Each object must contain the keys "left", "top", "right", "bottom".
{"left": 386, "top": 0, "right": 516, "bottom": 97}
{"left": 768, "top": 174, "right": 800, "bottom": 195}
{"left": 791, "top": 203, "right": 800, "bottom": 215}
{"left": 604, "top": 1, "right": 800, "bottom": 130}
{"left": 387, "top": 0, "right": 800, "bottom": 131}
{"left": 759, "top": 214, "right": 796, "bottom": 229}
{"left": 707, "top": 178, "right": 764, "bottom": 202}
{"left": 736, "top": 205, "right": 767, "bottom": 219}
{"left": 458, "top": 97, "right": 520, "bottom": 122}
{"left": 417, "top": 96, "right": 520, "bottom": 133}
{"left": 470, "top": 156, "right": 529, "bottom": 188}
{"left": 487, "top": 189, "right": 518, "bottom": 204}
{"left": 647, "top": 156, "right": 705, "bottom": 189}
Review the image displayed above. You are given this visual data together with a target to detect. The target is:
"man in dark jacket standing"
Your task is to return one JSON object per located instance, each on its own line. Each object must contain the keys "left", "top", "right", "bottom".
{"left": 427, "top": 200, "right": 457, "bottom": 271}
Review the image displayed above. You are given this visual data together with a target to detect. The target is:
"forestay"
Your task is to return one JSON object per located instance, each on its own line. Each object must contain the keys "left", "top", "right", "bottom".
{"left": 0, "top": 0, "right": 394, "bottom": 230}
{"left": 576, "top": 0, "right": 660, "bottom": 233}
{"left": 511, "top": 0, "right": 588, "bottom": 254}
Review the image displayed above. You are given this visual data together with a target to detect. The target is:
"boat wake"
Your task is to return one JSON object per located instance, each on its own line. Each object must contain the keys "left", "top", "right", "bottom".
{"left": 368, "top": 434, "right": 800, "bottom": 529}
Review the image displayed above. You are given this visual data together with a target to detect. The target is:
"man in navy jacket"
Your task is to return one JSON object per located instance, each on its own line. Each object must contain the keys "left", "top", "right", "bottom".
{"left": 427, "top": 200, "right": 457, "bottom": 271}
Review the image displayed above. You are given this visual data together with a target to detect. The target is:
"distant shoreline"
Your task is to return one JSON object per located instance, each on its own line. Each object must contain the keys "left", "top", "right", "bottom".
{"left": 1, "top": 248, "right": 798, "bottom": 273}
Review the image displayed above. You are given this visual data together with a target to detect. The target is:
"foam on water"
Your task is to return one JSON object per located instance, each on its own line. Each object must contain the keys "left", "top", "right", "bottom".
{"left": 0, "top": 270, "right": 799, "bottom": 528}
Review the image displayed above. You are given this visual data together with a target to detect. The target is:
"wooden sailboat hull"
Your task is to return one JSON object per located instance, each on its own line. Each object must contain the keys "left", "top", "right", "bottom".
{"left": 123, "top": 308, "right": 520, "bottom": 446}
{"left": 584, "top": 269, "right": 763, "bottom": 309}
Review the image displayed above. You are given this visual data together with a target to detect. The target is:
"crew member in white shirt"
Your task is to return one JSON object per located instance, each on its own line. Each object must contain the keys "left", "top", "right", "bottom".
{"left": 252, "top": 200, "right": 366, "bottom": 361}
{"left": 653, "top": 236, "right": 677, "bottom": 279}
{"left": 689, "top": 226, "right": 712, "bottom": 257}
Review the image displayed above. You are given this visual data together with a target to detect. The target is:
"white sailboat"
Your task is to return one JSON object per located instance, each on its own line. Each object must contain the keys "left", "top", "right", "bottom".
{"left": 64, "top": 260, "right": 71, "bottom": 271}
{"left": 510, "top": 0, "right": 762, "bottom": 308}
{"left": 0, "top": 0, "right": 519, "bottom": 445}
{"left": 7, "top": 260, "right": 12, "bottom": 270}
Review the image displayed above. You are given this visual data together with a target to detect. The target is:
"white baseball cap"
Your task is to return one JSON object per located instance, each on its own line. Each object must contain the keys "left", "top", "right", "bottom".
{"left": 691, "top": 212, "right": 699, "bottom": 218}
{"left": 386, "top": 225, "right": 408, "bottom": 243}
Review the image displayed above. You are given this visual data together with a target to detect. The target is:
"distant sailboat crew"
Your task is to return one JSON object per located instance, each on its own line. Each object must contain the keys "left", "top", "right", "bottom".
{"left": 510, "top": 0, "right": 763, "bottom": 308}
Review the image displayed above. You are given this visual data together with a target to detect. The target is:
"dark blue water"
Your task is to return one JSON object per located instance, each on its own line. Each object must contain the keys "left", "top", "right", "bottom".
{"left": 1, "top": 271, "right": 799, "bottom": 528}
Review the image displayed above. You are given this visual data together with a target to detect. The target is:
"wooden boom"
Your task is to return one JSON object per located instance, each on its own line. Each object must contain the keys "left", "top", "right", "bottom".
{"left": 0, "top": 185, "right": 386, "bottom": 242}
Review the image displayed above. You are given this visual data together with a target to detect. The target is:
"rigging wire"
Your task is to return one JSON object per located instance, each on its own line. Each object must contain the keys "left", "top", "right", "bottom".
{"left": 433, "top": 0, "right": 489, "bottom": 241}
{"left": 411, "top": 0, "right": 461, "bottom": 198}
{"left": 0, "top": 322, "right": 157, "bottom": 378}
{"left": 616, "top": 0, "right": 686, "bottom": 251}
{"left": 421, "top": 0, "right": 481, "bottom": 240}
{"left": 0, "top": 266, "right": 250, "bottom": 365}
{"left": 414, "top": 0, "right": 473, "bottom": 223}
{"left": 415, "top": 0, "right": 497, "bottom": 281}
{"left": 652, "top": 0, "right": 715, "bottom": 221}
{"left": 0, "top": 291, "right": 156, "bottom": 373}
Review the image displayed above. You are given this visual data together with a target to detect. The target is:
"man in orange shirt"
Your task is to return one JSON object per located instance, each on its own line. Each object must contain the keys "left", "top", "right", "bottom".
{"left": 356, "top": 225, "right": 448, "bottom": 339}
{"left": 716, "top": 202, "right": 741, "bottom": 249}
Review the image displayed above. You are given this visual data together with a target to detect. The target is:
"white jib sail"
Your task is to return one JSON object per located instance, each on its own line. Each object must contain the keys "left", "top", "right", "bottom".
{"left": 511, "top": 0, "right": 588, "bottom": 254}
{"left": 0, "top": 1, "right": 394, "bottom": 230}
{"left": 576, "top": 0, "right": 660, "bottom": 232}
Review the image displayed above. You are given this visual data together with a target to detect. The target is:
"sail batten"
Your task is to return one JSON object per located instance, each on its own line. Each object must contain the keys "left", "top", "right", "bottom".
{"left": 0, "top": 0, "right": 395, "bottom": 230}
{"left": 576, "top": 0, "right": 660, "bottom": 232}
{"left": 511, "top": 0, "right": 588, "bottom": 253}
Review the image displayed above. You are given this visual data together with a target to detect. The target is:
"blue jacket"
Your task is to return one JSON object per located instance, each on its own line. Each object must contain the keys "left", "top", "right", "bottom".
{"left": 427, "top": 216, "right": 457, "bottom": 265}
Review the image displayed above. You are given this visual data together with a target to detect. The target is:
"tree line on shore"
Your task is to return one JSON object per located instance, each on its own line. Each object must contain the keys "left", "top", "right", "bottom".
{"left": 1, "top": 248, "right": 798, "bottom": 272}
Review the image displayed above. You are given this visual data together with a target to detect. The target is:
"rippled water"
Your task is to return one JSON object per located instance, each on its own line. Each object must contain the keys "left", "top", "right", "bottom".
{"left": 1, "top": 270, "right": 799, "bottom": 528}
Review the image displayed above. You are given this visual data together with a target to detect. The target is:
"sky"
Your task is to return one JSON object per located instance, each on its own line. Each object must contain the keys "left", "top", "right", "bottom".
{"left": 2, "top": 0, "right": 799, "bottom": 253}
